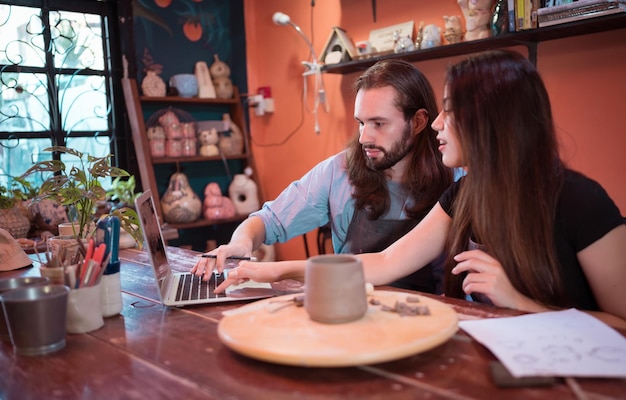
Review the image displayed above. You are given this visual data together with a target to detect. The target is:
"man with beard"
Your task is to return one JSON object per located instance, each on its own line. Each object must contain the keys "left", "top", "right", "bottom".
{"left": 192, "top": 59, "right": 454, "bottom": 293}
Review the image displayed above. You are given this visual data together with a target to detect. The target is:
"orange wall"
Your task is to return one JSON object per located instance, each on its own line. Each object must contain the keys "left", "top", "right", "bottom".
{"left": 244, "top": 0, "right": 626, "bottom": 261}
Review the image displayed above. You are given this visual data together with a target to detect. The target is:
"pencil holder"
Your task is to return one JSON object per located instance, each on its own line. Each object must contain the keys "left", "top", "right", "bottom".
{"left": 66, "top": 284, "right": 104, "bottom": 334}
{"left": 100, "top": 261, "right": 122, "bottom": 317}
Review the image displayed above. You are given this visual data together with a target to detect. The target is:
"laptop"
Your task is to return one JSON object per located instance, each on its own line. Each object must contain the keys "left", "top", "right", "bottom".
{"left": 135, "top": 189, "right": 275, "bottom": 307}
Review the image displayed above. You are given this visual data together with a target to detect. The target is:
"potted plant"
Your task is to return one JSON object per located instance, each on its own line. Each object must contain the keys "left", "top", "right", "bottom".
{"left": 106, "top": 175, "right": 141, "bottom": 210}
{"left": 0, "top": 176, "right": 33, "bottom": 238}
{"left": 21, "top": 146, "right": 143, "bottom": 248}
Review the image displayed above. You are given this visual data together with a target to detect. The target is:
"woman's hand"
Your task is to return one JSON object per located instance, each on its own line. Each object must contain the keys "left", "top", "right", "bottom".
{"left": 451, "top": 249, "right": 531, "bottom": 310}
{"left": 191, "top": 242, "right": 252, "bottom": 280}
{"left": 214, "top": 261, "right": 290, "bottom": 293}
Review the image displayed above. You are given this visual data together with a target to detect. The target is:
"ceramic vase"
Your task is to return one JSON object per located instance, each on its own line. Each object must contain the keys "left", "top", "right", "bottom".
{"left": 141, "top": 70, "right": 166, "bottom": 97}
{"left": 161, "top": 173, "right": 202, "bottom": 224}
{"left": 218, "top": 114, "right": 244, "bottom": 156}
{"left": 228, "top": 174, "right": 260, "bottom": 216}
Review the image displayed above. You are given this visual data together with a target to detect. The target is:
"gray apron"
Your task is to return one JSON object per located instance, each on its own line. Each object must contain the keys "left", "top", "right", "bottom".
{"left": 344, "top": 208, "right": 437, "bottom": 293}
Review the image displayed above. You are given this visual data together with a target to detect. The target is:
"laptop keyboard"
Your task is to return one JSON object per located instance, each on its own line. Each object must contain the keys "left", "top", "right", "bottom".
{"left": 175, "top": 273, "right": 227, "bottom": 301}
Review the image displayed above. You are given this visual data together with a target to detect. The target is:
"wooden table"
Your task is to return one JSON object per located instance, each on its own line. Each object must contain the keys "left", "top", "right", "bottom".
{"left": 1, "top": 246, "right": 624, "bottom": 399}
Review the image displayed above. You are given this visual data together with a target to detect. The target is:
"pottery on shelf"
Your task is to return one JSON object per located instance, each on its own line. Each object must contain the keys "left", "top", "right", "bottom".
{"left": 228, "top": 174, "right": 259, "bottom": 216}
{"left": 218, "top": 113, "right": 244, "bottom": 156}
{"left": 203, "top": 182, "right": 236, "bottom": 220}
{"left": 161, "top": 173, "right": 202, "bottom": 224}
{"left": 209, "top": 54, "right": 233, "bottom": 99}
{"left": 195, "top": 61, "right": 216, "bottom": 99}
{"left": 169, "top": 74, "right": 198, "bottom": 98}
{"left": 141, "top": 70, "right": 166, "bottom": 97}
{"left": 457, "top": 0, "right": 496, "bottom": 41}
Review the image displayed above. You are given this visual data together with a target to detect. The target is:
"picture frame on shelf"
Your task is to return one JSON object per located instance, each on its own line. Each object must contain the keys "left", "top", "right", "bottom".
{"left": 368, "top": 21, "right": 415, "bottom": 54}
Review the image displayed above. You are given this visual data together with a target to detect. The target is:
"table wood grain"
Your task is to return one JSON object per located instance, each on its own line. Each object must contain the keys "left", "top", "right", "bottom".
{"left": 0, "top": 247, "right": 623, "bottom": 399}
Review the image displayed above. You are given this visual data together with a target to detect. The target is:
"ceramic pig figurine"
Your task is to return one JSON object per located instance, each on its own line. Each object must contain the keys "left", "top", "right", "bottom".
{"left": 203, "top": 182, "right": 236, "bottom": 220}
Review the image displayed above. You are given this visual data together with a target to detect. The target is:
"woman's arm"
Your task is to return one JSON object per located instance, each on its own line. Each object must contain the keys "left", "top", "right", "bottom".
{"left": 577, "top": 224, "right": 626, "bottom": 322}
{"left": 357, "top": 203, "right": 452, "bottom": 285}
{"left": 216, "top": 203, "right": 452, "bottom": 292}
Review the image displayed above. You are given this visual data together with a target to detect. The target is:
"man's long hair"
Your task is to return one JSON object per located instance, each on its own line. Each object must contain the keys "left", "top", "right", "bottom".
{"left": 346, "top": 59, "right": 453, "bottom": 220}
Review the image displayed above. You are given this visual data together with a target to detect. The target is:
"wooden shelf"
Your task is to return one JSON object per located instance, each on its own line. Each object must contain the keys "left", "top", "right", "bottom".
{"left": 140, "top": 95, "right": 239, "bottom": 105}
{"left": 151, "top": 154, "right": 247, "bottom": 164}
{"left": 122, "top": 78, "right": 263, "bottom": 248}
{"left": 322, "top": 14, "right": 626, "bottom": 75}
{"left": 167, "top": 215, "right": 247, "bottom": 230}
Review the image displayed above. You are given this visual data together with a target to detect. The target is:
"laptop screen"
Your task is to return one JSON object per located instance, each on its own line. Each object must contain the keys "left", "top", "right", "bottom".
{"left": 135, "top": 190, "right": 170, "bottom": 295}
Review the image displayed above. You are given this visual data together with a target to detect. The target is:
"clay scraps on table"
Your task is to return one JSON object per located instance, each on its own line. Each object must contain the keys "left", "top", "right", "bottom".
{"left": 369, "top": 295, "right": 431, "bottom": 317}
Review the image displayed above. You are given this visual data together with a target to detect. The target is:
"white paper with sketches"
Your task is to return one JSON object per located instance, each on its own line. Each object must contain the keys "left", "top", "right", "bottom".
{"left": 459, "top": 308, "right": 626, "bottom": 378}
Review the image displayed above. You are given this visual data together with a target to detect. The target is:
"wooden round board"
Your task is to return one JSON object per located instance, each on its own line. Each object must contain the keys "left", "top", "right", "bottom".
{"left": 217, "top": 290, "right": 458, "bottom": 367}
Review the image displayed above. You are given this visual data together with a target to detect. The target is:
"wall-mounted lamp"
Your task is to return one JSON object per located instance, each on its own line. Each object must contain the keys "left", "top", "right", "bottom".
{"left": 272, "top": 11, "right": 328, "bottom": 134}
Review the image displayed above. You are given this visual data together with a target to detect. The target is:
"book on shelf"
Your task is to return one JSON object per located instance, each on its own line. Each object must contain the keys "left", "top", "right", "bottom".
{"left": 508, "top": 0, "right": 516, "bottom": 32}
{"left": 538, "top": 3, "right": 625, "bottom": 26}
{"left": 539, "top": 1, "right": 622, "bottom": 22}
{"left": 516, "top": 0, "right": 526, "bottom": 30}
{"left": 538, "top": 0, "right": 620, "bottom": 15}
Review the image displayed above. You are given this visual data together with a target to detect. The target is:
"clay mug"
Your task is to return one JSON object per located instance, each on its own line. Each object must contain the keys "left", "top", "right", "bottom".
{"left": 304, "top": 254, "right": 368, "bottom": 324}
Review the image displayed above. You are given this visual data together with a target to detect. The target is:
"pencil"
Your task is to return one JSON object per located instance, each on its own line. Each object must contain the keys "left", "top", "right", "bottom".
{"left": 200, "top": 254, "right": 258, "bottom": 262}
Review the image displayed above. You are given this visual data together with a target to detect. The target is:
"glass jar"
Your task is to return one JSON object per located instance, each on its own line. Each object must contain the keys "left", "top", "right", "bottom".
{"left": 165, "top": 139, "right": 182, "bottom": 157}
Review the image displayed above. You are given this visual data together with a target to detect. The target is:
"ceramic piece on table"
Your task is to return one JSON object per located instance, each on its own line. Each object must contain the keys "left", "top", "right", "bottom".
{"left": 304, "top": 254, "right": 368, "bottom": 324}
{"left": 161, "top": 173, "right": 202, "bottom": 224}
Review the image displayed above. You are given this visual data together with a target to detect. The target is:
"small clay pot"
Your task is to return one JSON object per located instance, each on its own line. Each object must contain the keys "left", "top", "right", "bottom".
{"left": 304, "top": 254, "right": 367, "bottom": 324}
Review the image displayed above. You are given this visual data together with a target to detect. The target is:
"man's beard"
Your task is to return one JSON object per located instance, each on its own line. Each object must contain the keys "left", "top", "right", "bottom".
{"left": 363, "top": 122, "right": 413, "bottom": 171}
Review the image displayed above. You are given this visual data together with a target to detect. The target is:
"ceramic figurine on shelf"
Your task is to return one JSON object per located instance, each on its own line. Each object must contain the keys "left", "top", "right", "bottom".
{"left": 457, "top": 0, "right": 496, "bottom": 41}
{"left": 161, "top": 172, "right": 202, "bottom": 224}
{"left": 228, "top": 168, "right": 260, "bottom": 216}
{"left": 158, "top": 110, "right": 182, "bottom": 140}
{"left": 443, "top": 15, "right": 464, "bottom": 44}
{"left": 203, "top": 182, "right": 236, "bottom": 220}
{"left": 218, "top": 113, "right": 244, "bottom": 156}
{"left": 140, "top": 48, "right": 166, "bottom": 97}
{"left": 421, "top": 24, "right": 442, "bottom": 49}
{"left": 195, "top": 61, "right": 216, "bottom": 99}
{"left": 198, "top": 128, "right": 219, "bottom": 157}
{"left": 209, "top": 54, "right": 234, "bottom": 99}
{"left": 491, "top": 0, "right": 509, "bottom": 36}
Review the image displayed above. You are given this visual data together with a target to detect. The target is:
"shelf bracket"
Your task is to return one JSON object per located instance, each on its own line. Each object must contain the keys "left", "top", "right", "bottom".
{"left": 526, "top": 42, "right": 538, "bottom": 66}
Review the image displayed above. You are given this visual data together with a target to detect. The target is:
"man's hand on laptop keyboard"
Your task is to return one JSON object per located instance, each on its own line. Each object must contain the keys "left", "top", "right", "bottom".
{"left": 191, "top": 242, "right": 253, "bottom": 281}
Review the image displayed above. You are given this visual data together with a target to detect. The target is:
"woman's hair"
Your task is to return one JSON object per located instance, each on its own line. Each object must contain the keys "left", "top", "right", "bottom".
{"left": 346, "top": 59, "right": 453, "bottom": 220}
{"left": 443, "top": 50, "right": 569, "bottom": 307}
